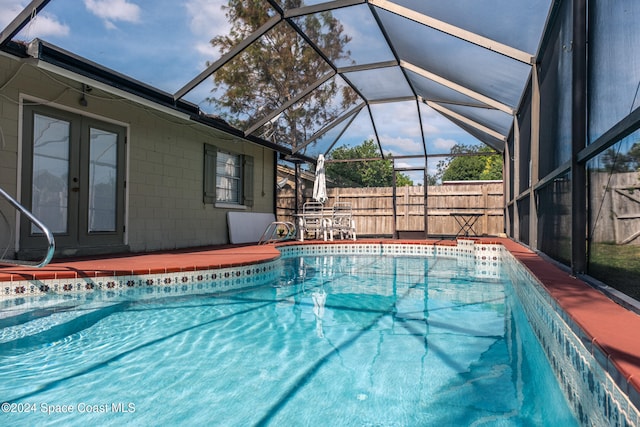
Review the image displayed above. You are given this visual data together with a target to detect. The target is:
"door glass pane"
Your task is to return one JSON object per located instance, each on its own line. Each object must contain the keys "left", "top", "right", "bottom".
{"left": 89, "top": 128, "right": 117, "bottom": 232}
{"left": 32, "top": 114, "right": 69, "bottom": 234}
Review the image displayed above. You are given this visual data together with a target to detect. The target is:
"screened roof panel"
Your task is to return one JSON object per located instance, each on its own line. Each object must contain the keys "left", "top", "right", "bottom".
{"left": 376, "top": 7, "right": 532, "bottom": 109}
{"left": 343, "top": 66, "right": 414, "bottom": 101}
{"left": 419, "top": 103, "right": 485, "bottom": 155}
{"left": 294, "top": 101, "right": 365, "bottom": 152}
{"left": 299, "top": 140, "right": 328, "bottom": 160}
{"left": 251, "top": 113, "right": 288, "bottom": 144}
{"left": 405, "top": 70, "right": 488, "bottom": 108}
{"left": 249, "top": 74, "right": 361, "bottom": 146}
{"left": 296, "top": 115, "right": 352, "bottom": 159}
{"left": 436, "top": 103, "right": 514, "bottom": 137}
{"left": 370, "top": 101, "right": 425, "bottom": 157}
{"left": 443, "top": 112, "right": 506, "bottom": 152}
{"left": 193, "top": 2, "right": 279, "bottom": 66}
{"left": 291, "top": 4, "right": 395, "bottom": 68}
{"left": 206, "top": 21, "right": 334, "bottom": 135}
{"left": 277, "top": 0, "right": 330, "bottom": 7}
{"left": 181, "top": 77, "right": 225, "bottom": 116}
{"left": 329, "top": 108, "right": 380, "bottom": 154}
{"left": 392, "top": 0, "right": 553, "bottom": 55}
{"left": 1, "top": 0, "right": 555, "bottom": 163}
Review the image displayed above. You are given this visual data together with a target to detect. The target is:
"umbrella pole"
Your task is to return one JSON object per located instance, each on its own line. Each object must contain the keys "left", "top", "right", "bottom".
{"left": 295, "top": 162, "right": 302, "bottom": 216}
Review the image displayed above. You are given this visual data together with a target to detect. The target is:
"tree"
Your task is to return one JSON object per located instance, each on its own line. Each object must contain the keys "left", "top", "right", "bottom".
{"left": 629, "top": 141, "right": 640, "bottom": 170}
{"left": 436, "top": 144, "right": 503, "bottom": 182}
{"left": 600, "top": 142, "right": 640, "bottom": 173}
{"left": 325, "top": 139, "right": 413, "bottom": 187}
{"left": 601, "top": 148, "right": 633, "bottom": 173}
{"left": 209, "top": 0, "right": 357, "bottom": 148}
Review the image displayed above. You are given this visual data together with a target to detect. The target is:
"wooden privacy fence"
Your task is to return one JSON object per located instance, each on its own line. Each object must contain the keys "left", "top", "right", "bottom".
{"left": 589, "top": 172, "right": 640, "bottom": 245}
{"left": 277, "top": 181, "right": 504, "bottom": 237}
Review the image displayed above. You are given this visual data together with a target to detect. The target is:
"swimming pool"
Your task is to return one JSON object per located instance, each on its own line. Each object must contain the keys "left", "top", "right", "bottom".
{"left": 0, "top": 243, "right": 636, "bottom": 426}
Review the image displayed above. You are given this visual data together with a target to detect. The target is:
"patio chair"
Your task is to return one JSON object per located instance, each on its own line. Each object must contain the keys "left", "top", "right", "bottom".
{"left": 327, "top": 202, "right": 356, "bottom": 241}
{"left": 298, "top": 201, "right": 331, "bottom": 241}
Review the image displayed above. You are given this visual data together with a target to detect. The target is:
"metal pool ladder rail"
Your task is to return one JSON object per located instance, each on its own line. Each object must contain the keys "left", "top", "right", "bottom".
{"left": 258, "top": 221, "right": 296, "bottom": 244}
{"left": 0, "top": 187, "right": 55, "bottom": 268}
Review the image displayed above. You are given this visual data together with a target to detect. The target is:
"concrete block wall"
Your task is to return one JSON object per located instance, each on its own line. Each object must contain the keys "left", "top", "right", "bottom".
{"left": 0, "top": 54, "right": 276, "bottom": 256}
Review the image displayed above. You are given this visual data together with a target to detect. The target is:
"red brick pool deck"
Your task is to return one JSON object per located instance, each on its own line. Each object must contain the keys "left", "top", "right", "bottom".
{"left": 1, "top": 237, "right": 639, "bottom": 401}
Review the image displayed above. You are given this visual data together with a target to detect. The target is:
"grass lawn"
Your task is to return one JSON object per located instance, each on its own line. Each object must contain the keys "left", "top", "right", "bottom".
{"left": 589, "top": 242, "right": 640, "bottom": 301}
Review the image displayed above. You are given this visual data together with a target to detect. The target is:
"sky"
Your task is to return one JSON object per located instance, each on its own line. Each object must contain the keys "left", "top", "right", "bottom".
{"left": 0, "top": 0, "right": 509, "bottom": 184}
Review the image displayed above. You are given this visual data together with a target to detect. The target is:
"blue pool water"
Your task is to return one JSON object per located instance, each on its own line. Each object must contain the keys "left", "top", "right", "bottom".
{"left": 0, "top": 254, "right": 578, "bottom": 426}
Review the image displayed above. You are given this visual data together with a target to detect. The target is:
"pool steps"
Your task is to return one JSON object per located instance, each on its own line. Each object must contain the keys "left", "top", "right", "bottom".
{"left": 0, "top": 301, "right": 126, "bottom": 353}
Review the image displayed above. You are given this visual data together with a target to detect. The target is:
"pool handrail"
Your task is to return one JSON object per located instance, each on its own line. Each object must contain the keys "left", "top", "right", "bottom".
{"left": 0, "top": 186, "right": 55, "bottom": 268}
{"left": 258, "top": 221, "right": 296, "bottom": 244}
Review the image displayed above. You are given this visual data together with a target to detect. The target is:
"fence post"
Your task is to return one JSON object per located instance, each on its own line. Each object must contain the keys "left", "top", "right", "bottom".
{"left": 482, "top": 184, "right": 489, "bottom": 235}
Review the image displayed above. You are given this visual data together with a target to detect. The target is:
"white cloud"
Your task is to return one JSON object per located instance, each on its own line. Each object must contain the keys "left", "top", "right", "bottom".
{"left": 420, "top": 103, "right": 473, "bottom": 137}
{"left": 371, "top": 102, "right": 424, "bottom": 141}
{"left": 339, "top": 7, "right": 393, "bottom": 64}
{"left": 394, "top": 161, "right": 413, "bottom": 169}
{"left": 24, "top": 11, "right": 70, "bottom": 38}
{"left": 185, "top": 0, "right": 230, "bottom": 38}
{"left": 84, "top": 0, "right": 141, "bottom": 29}
{"left": 194, "top": 41, "right": 218, "bottom": 58}
{"left": 379, "top": 135, "right": 422, "bottom": 156}
{"left": 431, "top": 137, "right": 457, "bottom": 151}
{"left": 394, "top": 159, "right": 426, "bottom": 169}
{"left": 0, "top": 1, "right": 24, "bottom": 29}
{"left": 421, "top": 122, "right": 440, "bottom": 134}
{"left": 102, "top": 20, "right": 117, "bottom": 31}
{"left": 421, "top": 110, "right": 455, "bottom": 135}
{"left": 0, "top": 1, "right": 69, "bottom": 39}
{"left": 183, "top": 0, "right": 233, "bottom": 70}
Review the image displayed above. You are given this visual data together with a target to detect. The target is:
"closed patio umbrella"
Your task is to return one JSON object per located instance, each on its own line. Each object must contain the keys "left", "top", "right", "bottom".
{"left": 312, "top": 154, "right": 327, "bottom": 203}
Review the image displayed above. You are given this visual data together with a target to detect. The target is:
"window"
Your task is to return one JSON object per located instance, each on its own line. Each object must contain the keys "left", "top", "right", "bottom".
{"left": 204, "top": 144, "right": 253, "bottom": 206}
{"left": 217, "top": 151, "right": 242, "bottom": 203}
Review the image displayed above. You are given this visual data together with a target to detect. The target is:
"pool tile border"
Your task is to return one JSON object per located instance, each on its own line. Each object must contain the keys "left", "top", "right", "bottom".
{"left": 2, "top": 239, "right": 502, "bottom": 299}
{"left": 504, "top": 250, "right": 639, "bottom": 426}
{"left": 1, "top": 260, "right": 281, "bottom": 303}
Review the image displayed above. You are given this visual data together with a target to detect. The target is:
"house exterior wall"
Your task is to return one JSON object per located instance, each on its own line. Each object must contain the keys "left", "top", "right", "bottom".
{"left": 0, "top": 54, "right": 275, "bottom": 258}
